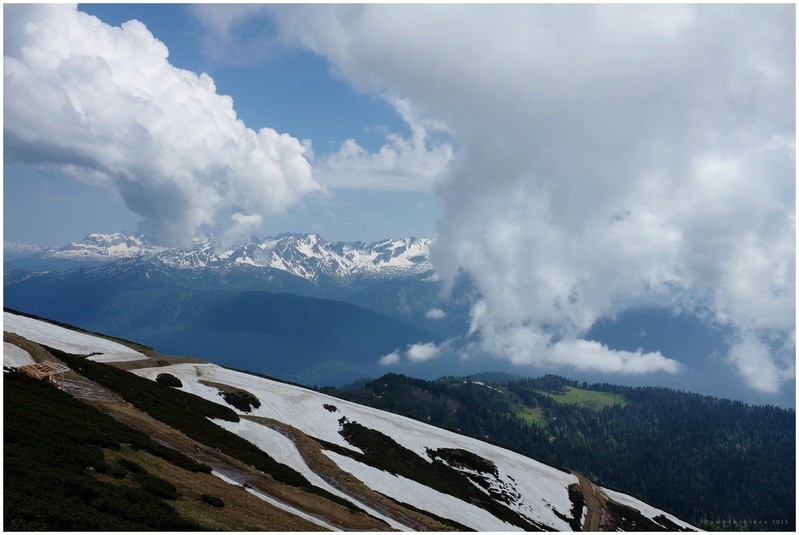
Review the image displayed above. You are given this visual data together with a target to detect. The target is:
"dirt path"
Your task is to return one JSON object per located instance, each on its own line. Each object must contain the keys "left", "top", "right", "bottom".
{"left": 244, "top": 415, "right": 458, "bottom": 532}
{"left": 5, "top": 334, "right": 391, "bottom": 531}
{"left": 573, "top": 471, "right": 611, "bottom": 531}
{"left": 81, "top": 389, "right": 391, "bottom": 531}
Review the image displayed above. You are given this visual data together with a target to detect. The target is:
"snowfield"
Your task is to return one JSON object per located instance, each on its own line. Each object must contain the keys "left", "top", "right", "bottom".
{"left": 134, "top": 363, "right": 579, "bottom": 530}
{"left": 324, "top": 450, "right": 522, "bottom": 531}
{"left": 4, "top": 312, "right": 148, "bottom": 362}
{"left": 3, "top": 342, "right": 35, "bottom": 368}
{"left": 211, "top": 418, "right": 408, "bottom": 531}
{"left": 603, "top": 488, "right": 696, "bottom": 531}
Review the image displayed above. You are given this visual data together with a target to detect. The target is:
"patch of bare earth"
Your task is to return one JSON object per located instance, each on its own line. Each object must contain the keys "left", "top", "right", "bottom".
{"left": 97, "top": 445, "right": 321, "bottom": 531}
{"left": 109, "top": 354, "right": 207, "bottom": 371}
{"left": 243, "top": 415, "right": 459, "bottom": 531}
{"left": 4, "top": 331, "right": 61, "bottom": 363}
{"left": 5, "top": 335, "right": 391, "bottom": 531}
{"left": 573, "top": 470, "right": 616, "bottom": 531}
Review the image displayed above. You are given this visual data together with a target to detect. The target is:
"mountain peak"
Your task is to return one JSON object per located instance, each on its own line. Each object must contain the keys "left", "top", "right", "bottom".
{"left": 13, "top": 232, "right": 435, "bottom": 282}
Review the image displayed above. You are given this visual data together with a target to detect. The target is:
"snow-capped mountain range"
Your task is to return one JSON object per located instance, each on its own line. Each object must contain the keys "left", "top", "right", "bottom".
{"left": 6, "top": 232, "right": 434, "bottom": 281}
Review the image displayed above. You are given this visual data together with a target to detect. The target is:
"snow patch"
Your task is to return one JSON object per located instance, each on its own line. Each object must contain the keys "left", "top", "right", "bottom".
{"left": 211, "top": 418, "right": 410, "bottom": 530}
{"left": 3, "top": 342, "right": 35, "bottom": 368}
{"left": 603, "top": 488, "right": 697, "bottom": 531}
{"left": 210, "top": 470, "right": 338, "bottom": 531}
{"left": 324, "top": 450, "right": 522, "bottom": 531}
{"left": 132, "top": 363, "right": 576, "bottom": 530}
{"left": 3, "top": 312, "right": 148, "bottom": 362}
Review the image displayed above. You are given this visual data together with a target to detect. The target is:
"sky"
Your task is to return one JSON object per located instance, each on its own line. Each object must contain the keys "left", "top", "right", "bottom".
{"left": 4, "top": 3, "right": 443, "bottom": 246}
{"left": 3, "top": 4, "right": 795, "bottom": 403}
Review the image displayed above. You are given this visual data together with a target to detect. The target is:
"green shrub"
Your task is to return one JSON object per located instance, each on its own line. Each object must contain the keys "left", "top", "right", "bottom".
{"left": 219, "top": 390, "right": 260, "bottom": 412}
{"left": 200, "top": 494, "right": 224, "bottom": 508}
{"left": 136, "top": 473, "right": 178, "bottom": 500}
{"left": 156, "top": 373, "right": 183, "bottom": 388}
{"left": 4, "top": 372, "right": 202, "bottom": 530}
{"left": 108, "top": 466, "right": 128, "bottom": 479}
{"left": 117, "top": 459, "right": 145, "bottom": 474}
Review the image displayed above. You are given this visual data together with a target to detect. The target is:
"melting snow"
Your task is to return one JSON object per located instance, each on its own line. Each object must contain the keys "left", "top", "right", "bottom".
{"left": 3, "top": 342, "right": 35, "bottom": 368}
{"left": 4, "top": 312, "right": 148, "bottom": 362}
{"left": 211, "top": 470, "right": 339, "bottom": 531}
{"left": 324, "top": 450, "right": 522, "bottom": 532}
{"left": 212, "top": 418, "right": 410, "bottom": 531}
{"left": 133, "top": 363, "right": 576, "bottom": 530}
{"left": 603, "top": 488, "right": 696, "bottom": 531}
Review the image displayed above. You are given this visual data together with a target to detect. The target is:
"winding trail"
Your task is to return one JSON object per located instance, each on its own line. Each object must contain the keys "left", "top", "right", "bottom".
{"left": 243, "top": 415, "right": 458, "bottom": 531}
{"left": 573, "top": 471, "right": 610, "bottom": 531}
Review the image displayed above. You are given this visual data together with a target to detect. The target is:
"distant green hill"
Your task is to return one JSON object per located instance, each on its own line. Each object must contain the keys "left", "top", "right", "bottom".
{"left": 327, "top": 373, "right": 796, "bottom": 531}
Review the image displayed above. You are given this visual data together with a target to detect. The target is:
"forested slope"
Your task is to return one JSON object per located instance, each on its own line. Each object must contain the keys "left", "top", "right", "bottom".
{"left": 328, "top": 373, "right": 795, "bottom": 531}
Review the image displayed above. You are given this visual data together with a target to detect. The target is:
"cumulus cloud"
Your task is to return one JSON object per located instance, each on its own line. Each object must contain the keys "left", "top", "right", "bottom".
{"left": 726, "top": 331, "right": 794, "bottom": 394}
{"left": 311, "top": 96, "right": 453, "bottom": 190}
{"left": 378, "top": 350, "right": 401, "bottom": 366}
{"left": 377, "top": 342, "right": 445, "bottom": 365}
{"left": 313, "top": 116, "right": 453, "bottom": 190}
{"left": 406, "top": 342, "right": 442, "bottom": 363}
{"left": 468, "top": 300, "right": 680, "bottom": 374}
{"left": 426, "top": 308, "right": 447, "bottom": 320}
{"left": 271, "top": 5, "right": 795, "bottom": 391}
{"left": 220, "top": 213, "right": 264, "bottom": 247}
{"left": 189, "top": 6, "right": 454, "bottom": 191}
{"left": 4, "top": 4, "right": 322, "bottom": 245}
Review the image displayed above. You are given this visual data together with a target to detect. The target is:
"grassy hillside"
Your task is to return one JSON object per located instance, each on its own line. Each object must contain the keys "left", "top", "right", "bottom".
{"left": 536, "top": 385, "right": 629, "bottom": 409}
{"left": 4, "top": 372, "right": 205, "bottom": 530}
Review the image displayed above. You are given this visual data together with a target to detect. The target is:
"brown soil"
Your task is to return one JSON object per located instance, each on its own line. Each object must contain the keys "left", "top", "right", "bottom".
{"left": 4, "top": 334, "right": 391, "bottom": 531}
{"left": 573, "top": 470, "right": 614, "bottom": 531}
{"left": 82, "top": 391, "right": 390, "bottom": 531}
{"left": 199, "top": 379, "right": 258, "bottom": 397}
{"left": 4, "top": 331, "right": 61, "bottom": 364}
{"left": 109, "top": 354, "right": 207, "bottom": 371}
{"left": 98, "top": 444, "right": 322, "bottom": 531}
{"left": 243, "top": 415, "right": 458, "bottom": 531}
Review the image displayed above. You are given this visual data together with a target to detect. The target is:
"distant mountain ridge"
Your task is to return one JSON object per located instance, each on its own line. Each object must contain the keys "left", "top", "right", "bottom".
{"left": 3, "top": 241, "right": 44, "bottom": 260}
{"left": 5, "top": 232, "right": 434, "bottom": 282}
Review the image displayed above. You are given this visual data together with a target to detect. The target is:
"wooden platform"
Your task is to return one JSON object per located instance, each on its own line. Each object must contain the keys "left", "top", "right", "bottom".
{"left": 17, "top": 361, "right": 70, "bottom": 388}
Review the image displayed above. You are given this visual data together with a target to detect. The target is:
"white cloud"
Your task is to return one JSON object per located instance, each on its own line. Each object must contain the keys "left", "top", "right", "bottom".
{"left": 469, "top": 300, "right": 681, "bottom": 374}
{"left": 271, "top": 5, "right": 795, "bottom": 391}
{"left": 220, "top": 213, "right": 264, "bottom": 246}
{"left": 313, "top": 120, "right": 453, "bottom": 190}
{"left": 406, "top": 342, "right": 442, "bottom": 363}
{"left": 378, "top": 350, "right": 401, "bottom": 366}
{"left": 378, "top": 341, "right": 445, "bottom": 365}
{"left": 189, "top": 5, "right": 276, "bottom": 65}
{"left": 5, "top": 4, "right": 322, "bottom": 246}
{"left": 726, "top": 331, "right": 795, "bottom": 394}
{"left": 303, "top": 96, "right": 453, "bottom": 191}
{"left": 426, "top": 308, "right": 446, "bottom": 320}
{"left": 189, "top": 7, "right": 454, "bottom": 192}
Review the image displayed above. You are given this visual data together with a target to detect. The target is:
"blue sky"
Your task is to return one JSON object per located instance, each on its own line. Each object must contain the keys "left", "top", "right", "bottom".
{"left": 4, "top": 3, "right": 438, "bottom": 246}
{"left": 3, "top": 4, "right": 794, "bottom": 403}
